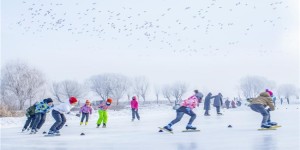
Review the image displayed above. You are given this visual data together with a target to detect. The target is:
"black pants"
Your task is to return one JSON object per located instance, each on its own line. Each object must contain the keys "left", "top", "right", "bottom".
{"left": 32, "top": 113, "right": 46, "bottom": 130}
{"left": 50, "top": 110, "right": 66, "bottom": 132}
{"left": 23, "top": 115, "right": 35, "bottom": 129}
{"left": 81, "top": 113, "right": 89, "bottom": 122}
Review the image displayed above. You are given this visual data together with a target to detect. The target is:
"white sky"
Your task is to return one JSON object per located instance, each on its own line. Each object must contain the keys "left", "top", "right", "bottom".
{"left": 1, "top": 0, "right": 299, "bottom": 97}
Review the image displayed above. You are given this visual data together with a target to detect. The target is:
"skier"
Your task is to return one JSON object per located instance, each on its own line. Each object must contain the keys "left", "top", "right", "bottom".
{"left": 213, "top": 93, "right": 223, "bottom": 115}
{"left": 163, "top": 95, "right": 199, "bottom": 132}
{"left": 79, "top": 100, "right": 93, "bottom": 125}
{"left": 131, "top": 96, "right": 140, "bottom": 121}
{"left": 194, "top": 90, "right": 203, "bottom": 106}
{"left": 30, "top": 98, "right": 54, "bottom": 134}
{"left": 47, "top": 97, "right": 80, "bottom": 135}
{"left": 22, "top": 102, "right": 38, "bottom": 132}
{"left": 203, "top": 93, "right": 215, "bottom": 116}
{"left": 249, "top": 92, "right": 277, "bottom": 128}
{"left": 97, "top": 98, "right": 113, "bottom": 128}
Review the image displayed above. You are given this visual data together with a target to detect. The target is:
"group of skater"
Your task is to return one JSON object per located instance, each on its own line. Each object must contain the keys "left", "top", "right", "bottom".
{"left": 162, "top": 89, "right": 277, "bottom": 132}
{"left": 22, "top": 95, "right": 141, "bottom": 136}
{"left": 22, "top": 88, "right": 277, "bottom": 135}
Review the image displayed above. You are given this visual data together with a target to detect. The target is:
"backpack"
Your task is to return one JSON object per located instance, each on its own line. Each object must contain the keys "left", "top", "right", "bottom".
{"left": 26, "top": 105, "right": 36, "bottom": 116}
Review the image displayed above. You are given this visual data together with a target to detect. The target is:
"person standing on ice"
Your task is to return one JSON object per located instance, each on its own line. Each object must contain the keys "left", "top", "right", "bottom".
{"left": 225, "top": 99, "right": 230, "bottom": 109}
{"left": 30, "top": 98, "right": 54, "bottom": 134}
{"left": 79, "top": 100, "right": 93, "bottom": 125}
{"left": 249, "top": 92, "right": 277, "bottom": 128}
{"left": 131, "top": 96, "right": 140, "bottom": 121}
{"left": 47, "top": 97, "right": 80, "bottom": 135}
{"left": 97, "top": 98, "right": 113, "bottom": 128}
{"left": 204, "top": 93, "right": 215, "bottom": 116}
{"left": 163, "top": 95, "right": 199, "bottom": 131}
{"left": 213, "top": 93, "right": 223, "bottom": 115}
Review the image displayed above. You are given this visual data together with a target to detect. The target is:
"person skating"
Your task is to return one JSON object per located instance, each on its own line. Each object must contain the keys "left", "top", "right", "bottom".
{"left": 22, "top": 102, "right": 38, "bottom": 132}
{"left": 97, "top": 98, "right": 113, "bottom": 128}
{"left": 163, "top": 95, "right": 199, "bottom": 132}
{"left": 79, "top": 100, "right": 93, "bottom": 125}
{"left": 204, "top": 93, "right": 215, "bottom": 116}
{"left": 213, "top": 93, "right": 223, "bottom": 115}
{"left": 131, "top": 96, "right": 140, "bottom": 121}
{"left": 47, "top": 97, "right": 80, "bottom": 135}
{"left": 249, "top": 92, "right": 276, "bottom": 128}
{"left": 30, "top": 98, "right": 54, "bottom": 134}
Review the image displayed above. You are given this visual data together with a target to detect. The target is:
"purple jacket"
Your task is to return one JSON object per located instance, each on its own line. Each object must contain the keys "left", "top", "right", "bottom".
{"left": 79, "top": 104, "right": 93, "bottom": 114}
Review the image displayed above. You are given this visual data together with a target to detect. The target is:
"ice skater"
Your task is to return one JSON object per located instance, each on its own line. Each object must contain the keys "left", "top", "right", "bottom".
{"left": 249, "top": 92, "right": 277, "bottom": 128}
{"left": 79, "top": 100, "right": 93, "bottom": 125}
{"left": 163, "top": 95, "right": 199, "bottom": 132}
{"left": 22, "top": 102, "right": 38, "bottom": 132}
{"left": 131, "top": 96, "right": 140, "bottom": 121}
{"left": 204, "top": 92, "right": 215, "bottom": 116}
{"left": 47, "top": 97, "right": 80, "bottom": 135}
{"left": 97, "top": 98, "right": 113, "bottom": 128}
{"left": 213, "top": 93, "right": 223, "bottom": 115}
{"left": 30, "top": 98, "right": 54, "bottom": 134}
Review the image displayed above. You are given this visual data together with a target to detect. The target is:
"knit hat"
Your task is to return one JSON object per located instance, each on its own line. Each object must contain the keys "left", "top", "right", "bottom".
{"left": 44, "top": 98, "right": 53, "bottom": 104}
{"left": 69, "top": 97, "right": 78, "bottom": 104}
{"left": 86, "top": 100, "right": 90, "bottom": 104}
{"left": 106, "top": 98, "right": 113, "bottom": 103}
{"left": 132, "top": 96, "right": 137, "bottom": 100}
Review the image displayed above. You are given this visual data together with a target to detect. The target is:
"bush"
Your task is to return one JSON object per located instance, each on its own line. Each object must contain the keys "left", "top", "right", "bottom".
{"left": 0, "top": 104, "right": 24, "bottom": 117}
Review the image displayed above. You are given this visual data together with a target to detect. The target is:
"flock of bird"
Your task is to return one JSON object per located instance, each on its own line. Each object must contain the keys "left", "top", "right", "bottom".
{"left": 14, "top": 0, "right": 288, "bottom": 55}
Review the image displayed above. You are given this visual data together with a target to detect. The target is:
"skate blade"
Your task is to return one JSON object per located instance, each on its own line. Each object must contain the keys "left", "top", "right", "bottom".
{"left": 258, "top": 128, "right": 276, "bottom": 131}
{"left": 158, "top": 127, "right": 174, "bottom": 134}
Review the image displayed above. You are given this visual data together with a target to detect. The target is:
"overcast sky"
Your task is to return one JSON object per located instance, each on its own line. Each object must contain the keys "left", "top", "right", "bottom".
{"left": 1, "top": 0, "right": 299, "bottom": 98}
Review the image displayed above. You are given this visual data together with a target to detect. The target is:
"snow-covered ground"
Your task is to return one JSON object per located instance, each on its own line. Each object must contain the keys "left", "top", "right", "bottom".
{"left": 1, "top": 104, "right": 300, "bottom": 150}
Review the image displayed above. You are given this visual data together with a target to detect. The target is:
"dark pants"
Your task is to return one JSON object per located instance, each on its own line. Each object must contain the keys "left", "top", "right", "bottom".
{"left": 216, "top": 106, "right": 221, "bottom": 113}
{"left": 23, "top": 115, "right": 35, "bottom": 129}
{"left": 81, "top": 113, "right": 89, "bottom": 122}
{"left": 204, "top": 110, "right": 209, "bottom": 115}
{"left": 131, "top": 108, "right": 140, "bottom": 120}
{"left": 250, "top": 104, "right": 270, "bottom": 124}
{"left": 50, "top": 110, "right": 66, "bottom": 132}
{"left": 169, "top": 106, "right": 196, "bottom": 126}
{"left": 32, "top": 113, "right": 46, "bottom": 130}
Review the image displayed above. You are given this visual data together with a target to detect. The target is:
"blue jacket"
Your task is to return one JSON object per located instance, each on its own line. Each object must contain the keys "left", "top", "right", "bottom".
{"left": 204, "top": 93, "right": 214, "bottom": 110}
{"left": 213, "top": 93, "right": 223, "bottom": 107}
{"left": 35, "top": 101, "right": 52, "bottom": 114}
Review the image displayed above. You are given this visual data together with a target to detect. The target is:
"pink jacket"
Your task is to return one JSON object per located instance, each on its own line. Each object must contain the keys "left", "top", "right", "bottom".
{"left": 79, "top": 104, "right": 92, "bottom": 114}
{"left": 131, "top": 100, "right": 139, "bottom": 109}
{"left": 181, "top": 95, "right": 198, "bottom": 109}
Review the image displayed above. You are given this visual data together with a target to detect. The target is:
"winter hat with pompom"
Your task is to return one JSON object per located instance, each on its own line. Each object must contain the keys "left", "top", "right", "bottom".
{"left": 69, "top": 97, "right": 78, "bottom": 104}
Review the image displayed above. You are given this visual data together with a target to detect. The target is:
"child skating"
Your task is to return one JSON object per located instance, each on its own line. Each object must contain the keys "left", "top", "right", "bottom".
{"left": 162, "top": 95, "right": 199, "bottom": 132}
{"left": 22, "top": 102, "right": 38, "bottom": 132}
{"left": 131, "top": 96, "right": 140, "bottom": 121}
{"left": 79, "top": 100, "right": 93, "bottom": 125}
{"left": 249, "top": 91, "right": 277, "bottom": 129}
{"left": 97, "top": 98, "right": 112, "bottom": 128}
{"left": 30, "top": 98, "right": 54, "bottom": 134}
{"left": 47, "top": 97, "right": 80, "bottom": 135}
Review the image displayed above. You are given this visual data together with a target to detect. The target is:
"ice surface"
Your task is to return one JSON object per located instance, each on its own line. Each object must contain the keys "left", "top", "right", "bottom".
{"left": 1, "top": 104, "right": 299, "bottom": 150}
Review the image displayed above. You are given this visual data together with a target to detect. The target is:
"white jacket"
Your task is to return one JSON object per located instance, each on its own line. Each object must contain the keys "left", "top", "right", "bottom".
{"left": 53, "top": 103, "right": 73, "bottom": 114}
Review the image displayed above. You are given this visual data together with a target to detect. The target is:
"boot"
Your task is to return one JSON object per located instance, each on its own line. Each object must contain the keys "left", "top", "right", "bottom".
{"left": 85, "top": 122, "right": 88, "bottom": 125}
{"left": 261, "top": 123, "right": 271, "bottom": 128}
{"left": 186, "top": 124, "right": 197, "bottom": 130}
{"left": 80, "top": 122, "right": 83, "bottom": 125}
{"left": 102, "top": 123, "right": 106, "bottom": 128}
{"left": 163, "top": 125, "right": 173, "bottom": 131}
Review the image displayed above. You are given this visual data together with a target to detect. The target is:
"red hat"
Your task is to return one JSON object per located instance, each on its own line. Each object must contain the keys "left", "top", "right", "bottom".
{"left": 106, "top": 98, "right": 113, "bottom": 103}
{"left": 69, "top": 97, "right": 78, "bottom": 104}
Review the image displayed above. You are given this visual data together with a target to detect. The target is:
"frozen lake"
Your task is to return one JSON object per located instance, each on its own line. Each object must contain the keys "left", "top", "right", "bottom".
{"left": 1, "top": 104, "right": 299, "bottom": 150}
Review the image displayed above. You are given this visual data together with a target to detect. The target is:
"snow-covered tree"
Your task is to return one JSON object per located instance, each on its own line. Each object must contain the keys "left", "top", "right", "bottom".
{"left": 239, "top": 76, "right": 275, "bottom": 98}
{"left": 133, "top": 76, "right": 149, "bottom": 102}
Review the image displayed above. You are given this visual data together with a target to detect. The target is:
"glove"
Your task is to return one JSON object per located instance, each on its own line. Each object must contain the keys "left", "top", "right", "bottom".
{"left": 186, "top": 107, "right": 191, "bottom": 113}
{"left": 75, "top": 113, "right": 80, "bottom": 117}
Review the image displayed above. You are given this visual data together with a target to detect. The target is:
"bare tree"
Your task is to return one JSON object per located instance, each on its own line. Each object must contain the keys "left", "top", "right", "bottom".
{"left": 162, "top": 85, "right": 172, "bottom": 103}
{"left": 110, "top": 74, "right": 130, "bottom": 105}
{"left": 171, "top": 82, "right": 188, "bottom": 104}
{"left": 89, "top": 74, "right": 113, "bottom": 100}
{"left": 240, "top": 76, "right": 274, "bottom": 98}
{"left": 1, "top": 61, "right": 46, "bottom": 110}
{"left": 60, "top": 80, "right": 86, "bottom": 101}
{"left": 277, "top": 84, "right": 297, "bottom": 104}
{"left": 154, "top": 86, "right": 161, "bottom": 104}
{"left": 133, "top": 76, "right": 149, "bottom": 102}
{"left": 51, "top": 82, "right": 63, "bottom": 102}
